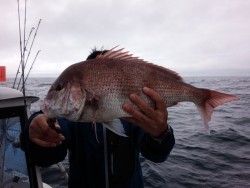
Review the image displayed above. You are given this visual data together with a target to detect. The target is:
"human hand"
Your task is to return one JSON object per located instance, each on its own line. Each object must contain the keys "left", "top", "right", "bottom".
{"left": 122, "top": 87, "right": 168, "bottom": 137}
{"left": 29, "top": 114, "right": 65, "bottom": 147}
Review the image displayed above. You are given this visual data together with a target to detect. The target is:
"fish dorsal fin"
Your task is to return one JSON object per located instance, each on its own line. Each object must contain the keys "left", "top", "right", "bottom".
{"left": 151, "top": 65, "right": 184, "bottom": 82}
{"left": 97, "top": 46, "right": 139, "bottom": 61}
{"left": 97, "top": 46, "right": 184, "bottom": 82}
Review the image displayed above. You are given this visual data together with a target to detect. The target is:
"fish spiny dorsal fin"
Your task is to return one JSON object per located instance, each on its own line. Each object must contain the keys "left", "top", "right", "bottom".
{"left": 97, "top": 46, "right": 140, "bottom": 62}
{"left": 97, "top": 46, "right": 184, "bottom": 82}
{"left": 98, "top": 46, "right": 121, "bottom": 58}
{"left": 106, "top": 48, "right": 125, "bottom": 58}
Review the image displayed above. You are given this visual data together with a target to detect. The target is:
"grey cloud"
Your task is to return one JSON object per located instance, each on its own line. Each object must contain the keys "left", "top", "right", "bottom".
{"left": 1, "top": 0, "right": 250, "bottom": 77}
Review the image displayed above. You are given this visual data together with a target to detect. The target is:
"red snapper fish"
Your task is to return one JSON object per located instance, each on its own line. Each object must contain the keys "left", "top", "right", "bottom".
{"left": 41, "top": 47, "right": 239, "bottom": 133}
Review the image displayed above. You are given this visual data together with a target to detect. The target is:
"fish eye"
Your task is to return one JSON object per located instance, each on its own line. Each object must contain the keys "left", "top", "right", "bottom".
{"left": 55, "top": 81, "right": 64, "bottom": 91}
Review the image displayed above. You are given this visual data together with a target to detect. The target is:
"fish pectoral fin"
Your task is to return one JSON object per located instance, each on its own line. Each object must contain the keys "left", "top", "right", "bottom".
{"left": 86, "top": 91, "right": 100, "bottom": 101}
{"left": 103, "top": 119, "right": 128, "bottom": 137}
{"left": 93, "top": 95, "right": 101, "bottom": 101}
{"left": 85, "top": 93, "right": 101, "bottom": 108}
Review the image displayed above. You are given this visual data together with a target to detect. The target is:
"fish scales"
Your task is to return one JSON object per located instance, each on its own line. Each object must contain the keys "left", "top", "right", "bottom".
{"left": 41, "top": 47, "right": 239, "bottom": 132}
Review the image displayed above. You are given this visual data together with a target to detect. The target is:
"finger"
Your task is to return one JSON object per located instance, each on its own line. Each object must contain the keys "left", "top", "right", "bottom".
{"left": 143, "top": 87, "right": 166, "bottom": 111}
{"left": 37, "top": 119, "right": 64, "bottom": 141}
{"left": 129, "top": 94, "right": 156, "bottom": 118}
{"left": 31, "top": 137, "right": 59, "bottom": 148}
{"left": 122, "top": 107, "right": 167, "bottom": 136}
{"left": 30, "top": 125, "right": 64, "bottom": 144}
{"left": 54, "top": 123, "right": 61, "bottom": 130}
{"left": 38, "top": 124, "right": 59, "bottom": 139}
{"left": 48, "top": 124, "right": 64, "bottom": 139}
{"left": 29, "top": 124, "right": 64, "bottom": 145}
{"left": 30, "top": 116, "right": 64, "bottom": 142}
{"left": 43, "top": 132, "right": 65, "bottom": 143}
{"left": 122, "top": 117, "right": 157, "bottom": 135}
{"left": 122, "top": 103, "right": 151, "bottom": 123}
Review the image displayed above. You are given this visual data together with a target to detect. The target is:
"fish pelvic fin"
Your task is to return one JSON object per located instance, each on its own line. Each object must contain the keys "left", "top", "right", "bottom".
{"left": 103, "top": 119, "right": 128, "bottom": 137}
{"left": 196, "top": 89, "right": 239, "bottom": 132}
{"left": 92, "top": 121, "right": 100, "bottom": 143}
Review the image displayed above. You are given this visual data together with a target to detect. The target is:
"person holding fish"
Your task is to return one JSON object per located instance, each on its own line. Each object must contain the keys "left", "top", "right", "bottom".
{"left": 24, "top": 49, "right": 176, "bottom": 188}
{"left": 24, "top": 47, "right": 237, "bottom": 188}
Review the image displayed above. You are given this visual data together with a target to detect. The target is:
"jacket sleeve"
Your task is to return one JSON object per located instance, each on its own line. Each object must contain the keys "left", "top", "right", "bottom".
{"left": 23, "top": 111, "right": 68, "bottom": 167}
{"left": 139, "top": 126, "right": 175, "bottom": 163}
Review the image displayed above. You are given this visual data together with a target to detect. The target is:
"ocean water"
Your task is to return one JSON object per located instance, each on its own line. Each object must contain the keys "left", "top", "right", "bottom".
{"left": 1, "top": 77, "right": 249, "bottom": 188}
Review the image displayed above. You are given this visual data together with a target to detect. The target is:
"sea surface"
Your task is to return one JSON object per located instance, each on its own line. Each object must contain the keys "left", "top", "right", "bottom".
{"left": 1, "top": 77, "right": 249, "bottom": 188}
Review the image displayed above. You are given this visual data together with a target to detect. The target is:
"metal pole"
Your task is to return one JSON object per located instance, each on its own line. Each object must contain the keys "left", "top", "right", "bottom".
{"left": 0, "top": 120, "right": 6, "bottom": 183}
{"left": 103, "top": 126, "right": 109, "bottom": 188}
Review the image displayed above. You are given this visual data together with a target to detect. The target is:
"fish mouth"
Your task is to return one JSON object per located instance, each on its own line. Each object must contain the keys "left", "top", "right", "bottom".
{"left": 41, "top": 86, "right": 86, "bottom": 121}
{"left": 41, "top": 100, "right": 85, "bottom": 121}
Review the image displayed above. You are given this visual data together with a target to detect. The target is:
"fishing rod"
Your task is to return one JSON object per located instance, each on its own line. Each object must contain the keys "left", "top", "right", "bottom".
{"left": 21, "top": 0, "right": 27, "bottom": 105}
{"left": 16, "top": 0, "right": 40, "bottom": 187}
{"left": 14, "top": 0, "right": 23, "bottom": 89}
{"left": 13, "top": 0, "right": 34, "bottom": 89}
{"left": 13, "top": 27, "right": 35, "bottom": 89}
{"left": 20, "top": 50, "right": 41, "bottom": 91}
{"left": 17, "top": 19, "right": 42, "bottom": 90}
{"left": 24, "top": 19, "right": 41, "bottom": 69}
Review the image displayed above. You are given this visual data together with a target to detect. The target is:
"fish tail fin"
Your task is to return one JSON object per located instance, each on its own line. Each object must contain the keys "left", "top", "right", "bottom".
{"left": 196, "top": 89, "right": 239, "bottom": 132}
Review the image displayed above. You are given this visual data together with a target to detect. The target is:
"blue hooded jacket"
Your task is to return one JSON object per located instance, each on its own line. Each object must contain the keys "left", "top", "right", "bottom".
{"left": 25, "top": 112, "right": 175, "bottom": 188}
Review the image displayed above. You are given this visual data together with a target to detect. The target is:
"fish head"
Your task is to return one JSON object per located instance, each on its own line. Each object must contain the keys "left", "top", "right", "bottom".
{"left": 41, "top": 64, "right": 87, "bottom": 121}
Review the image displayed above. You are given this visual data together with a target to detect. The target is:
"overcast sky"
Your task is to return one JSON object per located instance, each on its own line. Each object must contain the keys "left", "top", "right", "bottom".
{"left": 1, "top": 0, "right": 250, "bottom": 77}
